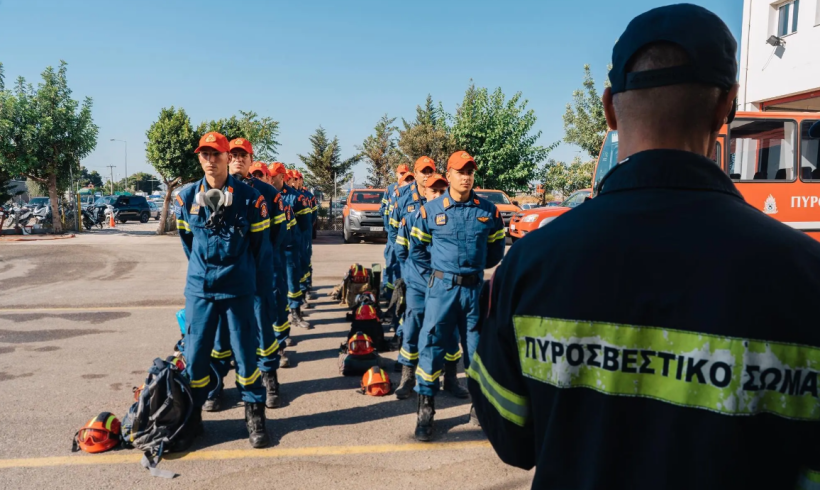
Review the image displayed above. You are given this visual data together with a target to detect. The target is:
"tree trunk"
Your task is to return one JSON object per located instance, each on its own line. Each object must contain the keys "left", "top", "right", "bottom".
{"left": 157, "top": 181, "right": 178, "bottom": 235}
{"left": 47, "top": 173, "right": 62, "bottom": 234}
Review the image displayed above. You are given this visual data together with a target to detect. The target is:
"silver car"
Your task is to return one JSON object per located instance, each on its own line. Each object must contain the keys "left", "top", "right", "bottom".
{"left": 147, "top": 201, "right": 161, "bottom": 220}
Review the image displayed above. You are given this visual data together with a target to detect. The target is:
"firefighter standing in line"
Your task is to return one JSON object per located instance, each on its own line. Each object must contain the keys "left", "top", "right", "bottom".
{"left": 295, "top": 172, "right": 317, "bottom": 304}
{"left": 393, "top": 173, "right": 466, "bottom": 399}
{"left": 173, "top": 131, "right": 272, "bottom": 449}
{"left": 380, "top": 164, "right": 410, "bottom": 301}
{"left": 468, "top": 5, "right": 820, "bottom": 489}
{"left": 281, "top": 169, "right": 312, "bottom": 329}
{"left": 288, "top": 171, "right": 313, "bottom": 310}
{"left": 267, "top": 162, "right": 297, "bottom": 367}
{"left": 384, "top": 172, "right": 416, "bottom": 338}
{"left": 409, "top": 151, "right": 506, "bottom": 441}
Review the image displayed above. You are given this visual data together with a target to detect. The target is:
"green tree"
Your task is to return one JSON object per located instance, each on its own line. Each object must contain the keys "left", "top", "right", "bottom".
{"left": 145, "top": 106, "right": 198, "bottom": 234}
{"left": 452, "top": 83, "right": 555, "bottom": 193}
{"left": 0, "top": 168, "right": 24, "bottom": 205}
{"left": 195, "top": 111, "right": 280, "bottom": 161}
{"left": 358, "top": 114, "right": 403, "bottom": 187}
{"left": 0, "top": 61, "right": 98, "bottom": 233}
{"left": 78, "top": 166, "right": 104, "bottom": 188}
{"left": 298, "top": 126, "right": 360, "bottom": 197}
{"left": 125, "top": 172, "right": 159, "bottom": 194}
{"left": 563, "top": 64, "right": 610, "bottom": 159}
{"left": 540, "top": 157, "right": 594, "bottom": 200}
{"left": 398, "top": 94, "right": 455, "bottom": 172}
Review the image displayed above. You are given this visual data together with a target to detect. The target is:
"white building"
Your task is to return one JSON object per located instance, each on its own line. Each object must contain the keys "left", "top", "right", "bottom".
{"left": 738, "top": 0, "right": 820, "bottom": 111}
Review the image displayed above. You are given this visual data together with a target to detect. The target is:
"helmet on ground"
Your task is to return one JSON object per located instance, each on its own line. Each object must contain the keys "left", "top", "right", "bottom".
{"left": 354, "top": 291, "right": 377, "bottom": 306}
{"left": 355, "top": 304, "right": 378, "bottom": 321}
{"left": 348, "top": 264, "right": 370, "bottom": 284}
{"left": 73, "top": 412, "right": 122, "bottom": 453}
{"left": 361, "top": 367, "right": 391, "bottom": 396}
{"left": 348, "top": 331, "right": 375, "bottom": 356}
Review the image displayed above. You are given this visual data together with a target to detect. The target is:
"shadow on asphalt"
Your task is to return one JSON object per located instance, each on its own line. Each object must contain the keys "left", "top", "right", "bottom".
{"left": 288, "top": 347, "right": 340, "bottom": 366}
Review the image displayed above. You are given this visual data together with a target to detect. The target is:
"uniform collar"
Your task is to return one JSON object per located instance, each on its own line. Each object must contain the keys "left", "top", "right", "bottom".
{"left": 441, "top": 189, "right": 478, "bottom": 209}
{"left": 200, "top": 174, "right": 237, "bottom": 193}
{"left": 599, "top": 149, "right": 742, "bottom": 199}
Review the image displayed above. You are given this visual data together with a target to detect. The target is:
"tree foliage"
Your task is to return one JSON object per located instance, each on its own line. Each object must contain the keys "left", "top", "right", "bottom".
{"left": 563, "top": 64, "right": 610, "bottom": 159}
{"left": 195, "top": 111, "right": 280, "bottom": 161}
{"left": 358, "top": 114, "right": 403, "bottom": 187}
{"left": 398, "top": 95, "right": 455, "bottom": 172}
{"left": 127, "top": 172, "right": 159, "bottom": 193}
{"left": 78, "top": 166, "right": 104, "bottom": 188}
{"left": 452, "top": 83, "right": 555, "bottom": 193}
{"left": 540, "top": 157, "right": 594, "bottom": 201}
{"left": 0, "top": 61, "right": 98, "bottom": 232}
{"left": 298, "top": 126, "right": 360, "bottom": 197}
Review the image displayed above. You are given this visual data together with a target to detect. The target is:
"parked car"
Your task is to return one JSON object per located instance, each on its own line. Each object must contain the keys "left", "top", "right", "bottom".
{"left": 520, "top": 202, "right": 541, "bottom": 210}
{"left": 147, "top": 201, "right": 162, "bottom": 220}
{"left": 508, "top": 188, "right": 592, "bottom": 242}
{"left": 342, "top": 188, "right": 386, "bottom": 243}
{"left": 473, "top": 189, "right": 521, "bottom": 237}
{"left": 95, "top": 195, "right": 152, "bottom": 223}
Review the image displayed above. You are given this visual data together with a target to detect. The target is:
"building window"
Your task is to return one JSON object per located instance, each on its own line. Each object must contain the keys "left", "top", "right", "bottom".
{"left": 728, "top": 119, "right": 797, "bottom": 181}
{"left": 778, "top": 0, "right": 800, "bottom": 36}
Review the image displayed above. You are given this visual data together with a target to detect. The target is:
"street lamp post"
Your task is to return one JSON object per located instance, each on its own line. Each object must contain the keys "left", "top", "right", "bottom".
{"left": 110, "top": 139, "right": 128, "bottom": 193}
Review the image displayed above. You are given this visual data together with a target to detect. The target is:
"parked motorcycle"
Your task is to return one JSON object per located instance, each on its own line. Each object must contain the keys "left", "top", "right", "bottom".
{"left": 81, "top": 204, "right": 107, "bottom": 230}
{"left": 5, "top": 206, "right": 34, "bottom": 233}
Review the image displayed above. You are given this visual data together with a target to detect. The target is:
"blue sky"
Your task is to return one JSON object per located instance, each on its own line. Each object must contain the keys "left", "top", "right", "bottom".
{"left": 0, "top": 0, "right": 742, "bottom": 188}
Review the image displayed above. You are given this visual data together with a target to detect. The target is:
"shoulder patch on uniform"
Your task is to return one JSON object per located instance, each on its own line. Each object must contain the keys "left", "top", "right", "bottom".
{"left": 436, "top": 213, "right": 447, "bottom": 226}
{"left": 407, "top": 205, "right": 415, "bottom": 213}
{"left": 442, "top": 197, "right": 451, "bottom": 209}
{"left": 255, "top": 195, "right": 264, "bottom": 208}
{"left": 261, "top": 202, "right": 268, "bottom": 218}
{"left": 278, "top": 199, "right": 284, "bottom": 211}
{"left": 175, "top": 195, "right": 183, "bottom": 206}
{"left": 190, "top": 203, "right": 200, "bottom": 214}
{"left": 413, "top": 192, "right": 419, "bottom": 201}
{"left": 474, "top": 198, "right": 480, "bottom": 205}
{"left": 477, "top": 216, "right": 489, "bottom": 223}
{"left": 401, "top": 217, "right": 406, "bottom": 226}
{"left": 274, "top": 193, "right": 281, "bottom": 203}
{"left": 420, "top": 206, "right": 427, "bottom": 219}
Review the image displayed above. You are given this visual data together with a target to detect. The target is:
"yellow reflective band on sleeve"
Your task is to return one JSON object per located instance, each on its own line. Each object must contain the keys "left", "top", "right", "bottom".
{"left": 416, "top": 367, "right": 442, "bottom": 383}
{"left": 798, "top": 469, "right": 820, "bottom": 490}
{"left": 190, "top": 375, "right": 211, "bottom": 389}
{"left": 236, "top": 368, "right": 262, "bottom": 386}
{"left": 250, "top": 219, "right": 271, "bottom": 232}
{"left": 515, "top": 316, "right": 820, "bottom": 421}
{"left": 273, "top": 214, "right": 286, "bottom": 225}
{"left": 385, "top": 282, "right": 395, "bottom": 290}
{"left": 466, "top": 353, "right": 530, "bottom": 427}
{"left": 287, "top": 219, "right": 297, "bottom": 229}
{"left": 400, "top": 348, "right": 419, "bottom": 360}
{"left": 444, "top": 351, "right": 462, "bottom": 362}
{"left": 395, "top": 236, "right": 409, "bottom": 248}
{"left": 487, "top": 229, "right": 506, "bottom": 243}
{"left": 297, "top": 208, "right": 312, "bottom": 216}
{"left": 287, "top": 291, "right": 303, "bottom": 299}
{"left": 274, "top": 321, "right": 291, "bottom": 333}
{"left": 312, "top": 206, "right": 318, "bottom": 212}
{"left": 410, "top": 227, "right": 431, "bottom": 243}
{"left": 177, "top": 220, "right": 191, "bottom": 232}
{"left": 389, "top": 218, "right": 401, "bottom": 228}
{"left": 256, "top": 340, "right": 280, "bottom": 357}
{"left": 211, "top": 349, "right": 232, "bottom": 360}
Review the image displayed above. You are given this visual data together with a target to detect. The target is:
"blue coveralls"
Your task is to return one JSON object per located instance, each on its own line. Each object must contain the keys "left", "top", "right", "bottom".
{"left": 281, "top": 185, "right": 310, "bottom": 310}
{"left": 395, "top": 198, "right": 461, "bottom": 368}
{"left": 299, "top": 188, "right": 316, "bottom": 295}
{"left": 210, "top": 177, "right": 287, "bottom": 383}
{"left": 386, "top": 183, "right": 414, "bottom": 333}
{"left": 175, "top": 175, "right": 270, "bottom": 406}
{"left": 380, "top": 182, "right": 398, "bottom": 299}
{"left": 409, "top": 190, "right": 506, "bottom": 396}
{"left": 274, "top": 197, "right": 294, "bottom": 345}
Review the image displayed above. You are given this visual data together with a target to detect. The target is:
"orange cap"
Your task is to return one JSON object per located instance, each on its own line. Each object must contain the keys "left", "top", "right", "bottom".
{"left": 425, "top": 173, "right": 448, "bottom": 188}
{"left": 295, "top": 171, "right": 303, "bottom": 179}
{"left": 414, "top": 156, "right": 436, "bottom": 172}
{"left": 229, "top": 138, "right": 253, "bottom": 154}
{"left": 397, "top": 164, "right": 410, "bottom": 173}
{"left": 286, "top": 169, "right": 296, "bottom": 179}
{"left": 400, "top": 173, "right": 416, "bottom": 183}
{"left": 269, "top": 162, "right": 288, "bottom": 176}
{"left": 447, "top": 151, "right": 476, "bottom": 170}
{"left": 250, "top": 161, "right": 269, "bottom": 176}
{"left": 195, "top": 132, "right": 230, "bottom": 153}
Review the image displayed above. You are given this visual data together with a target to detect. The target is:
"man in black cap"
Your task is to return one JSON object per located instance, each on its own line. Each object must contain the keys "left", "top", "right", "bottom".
{"left": 468, "top": 4, "right": 820, "bottom": 489}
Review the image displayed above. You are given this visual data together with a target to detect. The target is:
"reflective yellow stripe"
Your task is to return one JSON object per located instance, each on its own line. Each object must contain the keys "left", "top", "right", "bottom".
{"left": 274, "top": 321, "right": 291, "bottom": 333}
{"left": 104, "top": 415, "right": 115, "bottom": 431}
{"left": 256, "top": 340, "right": 280, "bottom": 357}
{"left": 296, "top": 208, "right": 312, "bottom": 216}
{"left": 236, "top": 368, "right": 262, "bottom": 386}
{"left": 288, "top": 291, "right": 303, "bottom": 299}
{"left": 487, "top": 229, "right": 506, "bottom": 243}
{"left": 415, "top": 367, "right": 442, "bottom": 383}
{"left": 211, "top": 349, "right": 232, "bottom": 359}
{"left": 466, "top": 353, "right": 530, "bottom": 427}
{"left": 444, "top": 351, "right": 462, "bottom": 362}
{"left": 395, "top": 236, "right": 409, "bottom": 247}
{"left": 287, "top": 219, "right": 297, "bottom": 229}
{"left": 250, "top": 219, "right": 271, "bottom": 232}
{"left": 177, "top": 220, "right": 190, "bottom": 232}
{"left": 273, "top": 214, "right": 286, "bottom": 224}
{"left": 386, "top": 282, "right": 395, "bottom": 290}
{"left": 400, "top": 348, "right": 419, "bottom": 360}
{"left": 190, "top": 375, "right": 210, "bottom": 389}
{"left": 410, "top": 227, "right": 431, "bottom": 243}
{"left": 389, "top": 218, "right": 401, "bottom": 228}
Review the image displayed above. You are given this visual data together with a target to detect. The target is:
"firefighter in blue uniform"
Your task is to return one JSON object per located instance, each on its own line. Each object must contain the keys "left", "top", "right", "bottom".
{"left": 468, "top": 6, "right": 820, "bottom": 489}
{"left": 385, "top": 172, "right": 416, "bottom": 337}
{"left": 204, "top": 142, "right": 287, "bottom": 412}
{"left": 268, "top": 162, "right": 297, "bottom": 367}
{"left": 381, "top": 164, "right": 410, "bottom": 301}
{"left": 409, "top": 151, "right": 505, "bottom": 441}
{"left": 301, "top": 175, "right": 318, "bottom": 298}
{"left": 174, "top": 131, "right": 272, "bottom": 449}
{"left": 394, "top": 173, "right": 466, "bottom": 399}
{"left": 296, "top": 172, "right": 316, "bottom": 306}
{"left": 281, "top": 169, "right": 312, "bottom": 330}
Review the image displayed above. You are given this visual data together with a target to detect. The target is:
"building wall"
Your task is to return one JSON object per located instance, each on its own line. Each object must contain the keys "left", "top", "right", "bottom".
{"left": 739, "top": 0, "right": 820, "bottom": 110}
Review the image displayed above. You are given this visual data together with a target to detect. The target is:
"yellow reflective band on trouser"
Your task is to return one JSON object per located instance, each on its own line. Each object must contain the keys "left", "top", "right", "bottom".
{"left": 444, "top": 351, "right": 462, "bottom": 362}
{"left": 250, "top": 219, "right": 271, "bottom": 232}
{"left": 211, "top": 349, "right": 232, "bottom": 359}
{"left": 395, "top": 236, "right": 409, "bottom": 248}
{"left": 274, "top": 321, "right": 290, "bottom": 333}
{"left": 798, "top": 469, "right": 820, "bottom": 490}
{"left": 386, "top": 283, "right": 395, "bottom": 290}
{"left": 190, "top": 375, "right": 210, "bottom": 389}
{"left": 466, "top": 353, "right": 530, "bottom": 427}
{"left": 273, "top": 214, "right": 286, "bottom": 225}
{"left": 288, "top": 291, "right": 303, "bottom": 299}
{"left": 410, "top": 227, "right": 431, "bottom": 243}
{"left": 287, "top": 219, "right": 296, "bottom": 229}
{"left": 487, "top": 229, "right": 506, "bottom": 243}
{"left": 236, "top": 368, "right": 262, "bottom": 386}
{"left": 257, "top": 340, "right": 280, "bottom": 357}
{"left": 176, "top": 220, "right": 191, "bottom": 232}
{"left": 416, "top": 367, "right": 442, "bottom": 383}
{"left": 389, "top": 218, "right": 401, "bottom": 228}
{"left": 515, "top": 316, "right": 820, "bottom": 421}
{"left": 400, "top": 348, "right": 419, "bottom": 360}
{"left": 297, "top": 208, "right": 312, "bottom": 216}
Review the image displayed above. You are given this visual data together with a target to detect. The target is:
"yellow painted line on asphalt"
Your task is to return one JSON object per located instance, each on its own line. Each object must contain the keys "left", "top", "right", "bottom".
{"left": 0, "top": 305, "right": 183, "bottom": 313}
{"left": 0, "top": 441, "right": 491, "bottom": 469}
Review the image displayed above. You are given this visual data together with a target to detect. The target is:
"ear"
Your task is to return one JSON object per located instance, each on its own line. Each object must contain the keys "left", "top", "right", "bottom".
{"left": 603, "top": 87, "right": 618, "bottom": 131}
{"left": 713, "top": 83, "right": 740, "bottom": 132}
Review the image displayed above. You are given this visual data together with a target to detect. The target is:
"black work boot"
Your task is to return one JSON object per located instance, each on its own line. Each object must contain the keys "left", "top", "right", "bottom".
{"left": 169, "top": 407, "right": 203, "bottom": 453}
{"left": 395, "top": 365, "right": 416, "bottom": 400}
{"left": 202, "top": 387, "right": 223, "bottom": 412}
{"left": 308, "top": 290, "right": 317, "bottom": 300}
{"left": 285, "top": 336, "right": 297, "bottom": 347}
{"left": 245, "top": 402, "right": 270, "bottom": 448}
{"left": 294, "top": 308, "right": 313, "bottom": 329}
{"left": 470, "top": 404, "right": 480, "bottom": 427}
{"left": 263, "top": 370, "right": 281, "bottom": 409}
{"left": 414, "top": 395, "right": 435, "bottom": 442}
{"left": 280, "top": 349, "right": 291, "bottom": 368}
{"left": 389, "top": 334, "right": 402, "bottom": 352}
{"left": 443, "top": 363, "right": 469, "bottom": 399}
{"left": 303, "top": 295, "right": 314, "bottom": 309}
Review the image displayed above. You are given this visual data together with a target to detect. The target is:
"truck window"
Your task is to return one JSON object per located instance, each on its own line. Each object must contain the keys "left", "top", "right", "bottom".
{"left": 592, "top": 131, "right": 619, "bottom": 195}
{"left": 728, "top": 119, "right": 796, "bottom": 181}
{"left": 800, "top": 120, "right": 820, "bottom": 182}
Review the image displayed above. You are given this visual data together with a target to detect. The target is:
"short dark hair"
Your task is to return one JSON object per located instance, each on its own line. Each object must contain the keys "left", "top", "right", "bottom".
{"left": 613, "top": 42, "right": 721, "bottom": 135}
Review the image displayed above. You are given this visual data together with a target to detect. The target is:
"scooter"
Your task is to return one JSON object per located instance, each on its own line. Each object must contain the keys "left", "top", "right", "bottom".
{"left": 81, "top": 205, "right": 107, "bottom": 230}
{"left": 5, "top": 206, "right": 34, "bottom": 232}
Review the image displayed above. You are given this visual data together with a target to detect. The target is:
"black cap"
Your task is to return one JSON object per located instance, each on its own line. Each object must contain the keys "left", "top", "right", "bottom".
{"left": 609, "top": 4, "right": 738, "bottom": 95}
{"left": 810, "top": 121, "right": 820, "bottom": 139}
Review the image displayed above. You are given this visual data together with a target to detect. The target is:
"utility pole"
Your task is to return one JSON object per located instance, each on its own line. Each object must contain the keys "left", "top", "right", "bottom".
{"left": 106, "top": 165, "right": 116, "bottom": 195}
{"left": 110, "top": 139, "right": 128, "bottom": 192}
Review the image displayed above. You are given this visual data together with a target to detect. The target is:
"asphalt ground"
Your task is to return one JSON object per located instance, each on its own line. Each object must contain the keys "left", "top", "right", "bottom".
{"left": 0, "top": 221, "right": 531, "bottom": 489}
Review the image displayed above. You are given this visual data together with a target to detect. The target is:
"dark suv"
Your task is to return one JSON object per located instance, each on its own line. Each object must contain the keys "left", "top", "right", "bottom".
{"left": 94, "top": 195, "right": 152, "bottom": 223}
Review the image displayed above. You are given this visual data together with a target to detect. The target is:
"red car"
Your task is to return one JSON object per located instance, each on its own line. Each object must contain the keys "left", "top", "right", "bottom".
{"left": 508, "top": 189, "right": 591, "bottom": 242}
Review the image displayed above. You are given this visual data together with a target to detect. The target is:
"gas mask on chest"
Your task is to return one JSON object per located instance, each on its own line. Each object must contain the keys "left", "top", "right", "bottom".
{"left": 196, "top": 187, "right": 233, "bottom": 230}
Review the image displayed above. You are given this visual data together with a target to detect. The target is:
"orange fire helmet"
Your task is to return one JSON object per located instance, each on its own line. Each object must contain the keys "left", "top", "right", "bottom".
{"left": 348, "top": 264, "right": 370, "bottom": 284}
{"left": 348, "top": 332, "right": 375, "bottom": 356}
{"left": 355, "top": 304, "right": 378, "bottom": 321}
{"left": 72, "top": 412, "right": 122, "bottom": 453}
{"left": 361, "top": 367, "right": 391, "bottom": 396}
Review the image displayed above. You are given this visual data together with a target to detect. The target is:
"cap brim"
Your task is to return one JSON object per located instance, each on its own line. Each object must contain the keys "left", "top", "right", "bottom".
{"left": 448, "top": 160, "right": 476, "bottom": 170}
{"left": 195, "top": 145, "right": 225, "bottom": 153}
{"left": 426, "top": 177, "right": 448, "bottom": 188}
{"left": 415, "top": 163, "right": 436, "bottom": 172}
